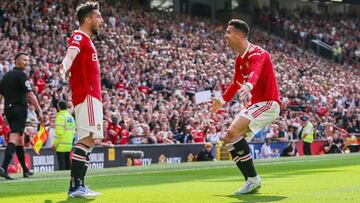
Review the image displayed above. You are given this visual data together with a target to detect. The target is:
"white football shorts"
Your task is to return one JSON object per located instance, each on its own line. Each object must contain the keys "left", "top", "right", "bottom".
{"left": 238, "top": 101, "right": 280, "bottom": 142}
{"left": 74, "top": 95, "right": 104, "bottom": 140}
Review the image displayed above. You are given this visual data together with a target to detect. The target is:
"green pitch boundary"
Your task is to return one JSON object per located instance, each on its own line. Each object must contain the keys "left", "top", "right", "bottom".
{"left": 1, "top": 153, "right": 359, "bottom": 184}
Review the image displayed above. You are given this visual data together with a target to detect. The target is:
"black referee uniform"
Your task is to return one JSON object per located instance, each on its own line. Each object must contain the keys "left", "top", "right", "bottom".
{"left": 0, "top": 67, "right": 32, "bottom": 133}
{"left": 0, "top": 67, "right": 33, "bottom": 179}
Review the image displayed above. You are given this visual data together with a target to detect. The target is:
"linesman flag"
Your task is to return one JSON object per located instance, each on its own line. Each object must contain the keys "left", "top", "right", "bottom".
{"left": 32, "top": 123, "right": 49, "bottom": 155}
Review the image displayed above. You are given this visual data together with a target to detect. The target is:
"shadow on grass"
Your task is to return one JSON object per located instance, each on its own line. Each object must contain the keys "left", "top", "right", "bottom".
{"left": 215, "top": 194, "right": 287, "bottom": 202}
{"left": 55, "top": 197, "right": 96, "bottom": 203}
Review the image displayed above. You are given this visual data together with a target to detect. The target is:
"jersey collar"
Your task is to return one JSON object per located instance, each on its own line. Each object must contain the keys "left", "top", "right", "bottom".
{"left": 74, "top": 30, "right": 91, "bottom": 39}
{"left": 240, "top": 42, "right": 251, "bottom": 58}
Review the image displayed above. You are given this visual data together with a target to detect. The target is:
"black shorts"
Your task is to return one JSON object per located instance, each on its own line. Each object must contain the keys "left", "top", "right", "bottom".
{"left": 4, "top": 105, "right": 28, "bottom": 135}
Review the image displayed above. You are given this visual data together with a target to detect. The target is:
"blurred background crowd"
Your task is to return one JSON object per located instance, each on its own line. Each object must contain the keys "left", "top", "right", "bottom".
{"left": 0, "top": 0, "right": 358, "bottom": 154}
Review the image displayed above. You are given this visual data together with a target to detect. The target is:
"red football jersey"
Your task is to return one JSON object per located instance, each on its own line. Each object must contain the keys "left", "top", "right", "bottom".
{"left": 190, "top": 128, "right": 205, "bottom": 143}
{"left": 68, "top": 30, "right": 102, "bottom": 106}
{"left": 107, "top": 123, "right": 122, "bottom": 144}
{"left": 222, "top": 44, "right": 280, "bottom": 105}
{"left": 119, "top": 129, "right": 129, "bottom": 145}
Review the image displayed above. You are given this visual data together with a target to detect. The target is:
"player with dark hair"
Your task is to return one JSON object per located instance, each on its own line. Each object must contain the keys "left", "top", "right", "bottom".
{"left": 59, "top": 1, "right": 103, "bottom": 198}
{"left": 211, "top": 19, "right": 281, "bottom": 194}
{"left": 0, "top": 52, "right": 42, "bottom": 180}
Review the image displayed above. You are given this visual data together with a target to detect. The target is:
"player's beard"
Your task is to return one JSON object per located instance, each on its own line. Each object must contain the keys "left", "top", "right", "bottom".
{"left": 91, "top": 24, "right": 100, "bottom": 36}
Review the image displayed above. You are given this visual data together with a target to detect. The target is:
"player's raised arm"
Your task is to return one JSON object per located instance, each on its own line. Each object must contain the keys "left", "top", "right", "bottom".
{"left": 59, "top": 48, "right": 79, "bottom": 81}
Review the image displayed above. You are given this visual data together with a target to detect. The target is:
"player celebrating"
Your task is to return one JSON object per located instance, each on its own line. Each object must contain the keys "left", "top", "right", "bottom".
{"left": 59, "top": 1, "right": 103, "bottom": 198}
{"left": 210, "top": 19, "right": 281, "bottom": 194}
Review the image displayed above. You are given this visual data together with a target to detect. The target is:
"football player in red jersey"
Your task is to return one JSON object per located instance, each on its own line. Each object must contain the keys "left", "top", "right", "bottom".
{"left": 59, "top": 1, "right": 103, "bottom": 198}
{"left": 210, "top": 19, "right": 281, "bottom": 194}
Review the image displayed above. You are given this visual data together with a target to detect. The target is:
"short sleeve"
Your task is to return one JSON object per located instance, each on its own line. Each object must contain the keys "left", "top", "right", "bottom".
{"left": 68, "top": 34, "right": 83, "bottom": 53}
{"left": 20, "top": 72, "right": 32, "bottom": 92}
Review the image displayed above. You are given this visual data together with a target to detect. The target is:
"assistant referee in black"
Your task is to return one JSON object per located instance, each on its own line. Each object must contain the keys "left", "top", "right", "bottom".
{"left": 0, "top": 52, "right": 43, "bottom": 180}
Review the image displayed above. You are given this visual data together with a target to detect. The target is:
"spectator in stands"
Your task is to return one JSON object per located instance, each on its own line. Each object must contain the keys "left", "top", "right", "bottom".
{"left": 0, "top": 0, "right": 357, "bottom": 149}
{"left": 197, "top": 142, "right": 214, "bottom": 161}
{"left": 129, "top": 126, "right": 144, "bottom": 144}
{"left": 281, "top": 141, "right": 298, "bottom": 157}
{"left": 43, "top": 116, "right": 56, "bottom": 148}
{"left": 107, "top": 113, "right": 122, "bottom": 145}
{"left": 323, "top": 136, "right": 343, "bottom": 154}
{"left": 206, "top": 126, "right": 220, "bottom": 143}
{"left": 301, "top": 115, "right": 314, "bottom": 156}
{"left": 191, "top": 121, "right": 205, "bottom": 143}
{"left": 260, "top": 138, "right": 280, "bottom": 158}
{"left": 119, "top": 127, "right": 130, "bottom": 145}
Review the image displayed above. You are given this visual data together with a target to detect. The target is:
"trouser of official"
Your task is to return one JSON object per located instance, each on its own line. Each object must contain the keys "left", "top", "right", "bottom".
{"left": 56, "top": 152, "right": 71, "bottom": 170}
{"left": 303, "top": 142, "right": 312, "bottom": 155}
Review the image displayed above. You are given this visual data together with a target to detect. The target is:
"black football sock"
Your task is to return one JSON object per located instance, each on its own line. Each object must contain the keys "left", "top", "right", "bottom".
{"left": 228, "top": 143, "right": 248, "bottom": 181}
{"left": 16, "top": 146, "right": 29, "bottom": 173}
{"left": 2, "top": 143, "right": 16, "bottom": 171}
{"left": 70, "top": 144, "right": 89, "bottom": 190}
{"left": 233, "top": 138, "right": 257, "bottom": 178}
{"left": 80, "top": 149, "right": 91, "bottom": 187}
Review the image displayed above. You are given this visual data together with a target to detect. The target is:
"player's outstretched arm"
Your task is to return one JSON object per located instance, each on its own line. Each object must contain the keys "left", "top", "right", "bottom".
{"left": 210, "top": 97, "right": 224, "bottom": 113}
{"left": 59, "top": 48, "right": 79, "bottom": 81}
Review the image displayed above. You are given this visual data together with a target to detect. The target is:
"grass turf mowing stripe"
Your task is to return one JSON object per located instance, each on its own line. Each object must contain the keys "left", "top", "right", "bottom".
{"left": 0, "top": 153, "right": 359, "bottom": 202}
{"left": 0, "top": 153, "right": 359, "bottom": 184}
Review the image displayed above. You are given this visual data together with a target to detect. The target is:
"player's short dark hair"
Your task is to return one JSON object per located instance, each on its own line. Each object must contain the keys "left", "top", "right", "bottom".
{"left": 14, "top": 52, "right": 29, "bottom": 60}
{"left": 76, "top": 1, "right": 99, "bottom": 25}
{"left": 228, "top": 19, "right": 250, "bottom": 37}
{"left": 58, "top": 100, "right": 67, "bottom": 110}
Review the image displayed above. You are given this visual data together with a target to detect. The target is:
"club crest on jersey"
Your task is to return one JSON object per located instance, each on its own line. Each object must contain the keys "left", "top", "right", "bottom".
{"left": 97, "top": 123, "right": 102, "bottom": 130}
{"left": 74, "top": 35, "right": 82, "bottom": 41}
{"left": 92, "top": 53, "right": 98, "bottom": 61}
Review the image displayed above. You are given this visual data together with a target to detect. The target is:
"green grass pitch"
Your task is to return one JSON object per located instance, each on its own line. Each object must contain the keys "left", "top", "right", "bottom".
{"left": 0, "top": 153, "right": 359, "bottom": 203}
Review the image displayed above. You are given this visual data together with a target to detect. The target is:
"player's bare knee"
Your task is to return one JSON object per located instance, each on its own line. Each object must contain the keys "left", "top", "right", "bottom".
{"left": 227, "top": 127, "right": 237, "bottom": 139}
{"left": 225, "top": 128, "right": 249, "bottom": 145}
{"left": 223, "top": 136, "right": 231, "bottom": 144}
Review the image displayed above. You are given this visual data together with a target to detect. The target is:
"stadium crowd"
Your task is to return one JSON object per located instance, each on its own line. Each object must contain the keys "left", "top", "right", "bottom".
{"left": 0, "top": 0, "right": 358, "bottom": 152}
{"left": 257, "top": 6, "right": 360, "bottom": 64}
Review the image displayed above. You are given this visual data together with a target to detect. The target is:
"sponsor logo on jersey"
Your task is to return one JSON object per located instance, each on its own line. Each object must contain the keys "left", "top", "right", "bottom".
{"left": 97, "top": 123, "right": 102, "bottom": 130}
{"left": 71, "top": 40, "right": 80, "bottom": 45}
{"left": 74, "top": 35, "right": 82, "bottom": 41}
